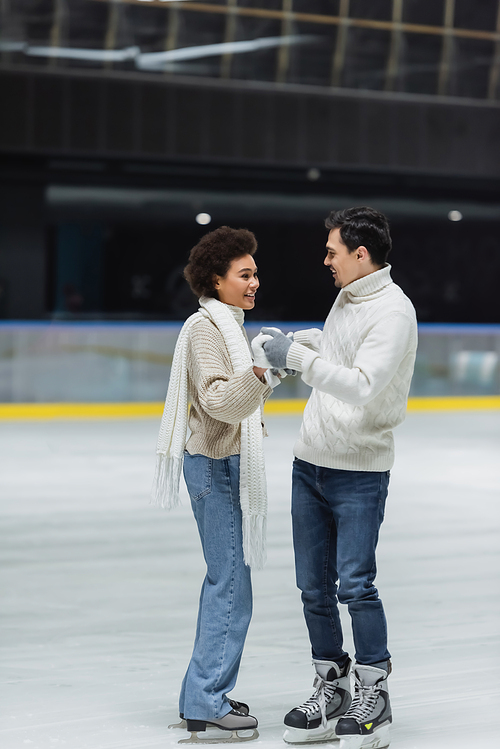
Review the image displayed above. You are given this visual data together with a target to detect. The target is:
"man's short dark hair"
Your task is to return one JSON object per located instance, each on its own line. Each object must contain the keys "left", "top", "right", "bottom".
{"left": 325, "top": 207, "right": 392, "bottom": 266}
{"left": 184, "top": 225, "right": 257, "bottom": 299}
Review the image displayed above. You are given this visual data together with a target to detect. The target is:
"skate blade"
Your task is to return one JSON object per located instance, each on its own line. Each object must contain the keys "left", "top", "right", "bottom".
{"left": 169, "top": 719, "right": 187, "bottom": 729}
{"left": 283, "top": 721, "right": 339, "bottom": 744}
{"left": 338, "top": 725, "right": 390, "bottom": 749}
{"left": 179, "top": 728, "right": 259, "bottom": 744}
{"left": 338, "top": 738, "right": 364, "bottom": 749}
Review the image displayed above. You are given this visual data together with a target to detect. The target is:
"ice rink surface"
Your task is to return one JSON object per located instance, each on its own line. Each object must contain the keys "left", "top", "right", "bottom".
{"left": 1, "top": 411, "right": 499, "bottom": 749}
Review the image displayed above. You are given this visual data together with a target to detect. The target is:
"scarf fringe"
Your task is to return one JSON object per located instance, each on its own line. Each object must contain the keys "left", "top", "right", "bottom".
{"left": 242, "top": 515, "right": 267, "bottom": 570}
{"left": 151, "top": 453, "right": 183, "bottom": 510}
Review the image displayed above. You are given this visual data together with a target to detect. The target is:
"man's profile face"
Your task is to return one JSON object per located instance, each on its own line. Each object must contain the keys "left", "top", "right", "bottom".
{"left": 324, "top": 228, "right": 364, "bottom": 288}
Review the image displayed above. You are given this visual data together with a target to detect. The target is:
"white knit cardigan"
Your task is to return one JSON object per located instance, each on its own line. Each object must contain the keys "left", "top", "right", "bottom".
{"left": 152, "top": 296, "right": 267, "bottom": 569}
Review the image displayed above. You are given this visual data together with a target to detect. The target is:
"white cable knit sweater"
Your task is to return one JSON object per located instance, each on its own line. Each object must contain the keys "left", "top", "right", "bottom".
{"left": 286, "top": 265, "right": 417, "bottom": 472}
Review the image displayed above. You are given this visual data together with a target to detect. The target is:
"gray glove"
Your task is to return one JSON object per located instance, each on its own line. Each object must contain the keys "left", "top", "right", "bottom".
{"left": 283, "top": 333, "right": 297, "bottom": 375}
{"left": 269, "top": 368, "right": 297, "bottom": 378}
{"left": 261, "top": 327, "right": 293, "bottom": 369}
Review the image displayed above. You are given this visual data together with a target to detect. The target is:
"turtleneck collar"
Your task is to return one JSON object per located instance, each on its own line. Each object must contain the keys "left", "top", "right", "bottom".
{"left": 199, "top": 297, "right": 245, "bottom": 325}
{"left": 342, "top": 264, "right": 393, "bottom": 299}
{"left": 225, "top": 303, "right": 245, "bottom": 326}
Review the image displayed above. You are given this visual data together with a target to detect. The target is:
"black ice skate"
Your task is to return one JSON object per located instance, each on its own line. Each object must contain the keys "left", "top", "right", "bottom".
{"left": 179, "top": 709, "right": 258, "bottom": 744}
{"left": 283, "top": 658, "right": 352, "bottom": 744}
{"left": 336, "top": 663, "right": 392, "bottom": 749}
{"left": 169, "top": 700, "right": 250, "bottom": 730}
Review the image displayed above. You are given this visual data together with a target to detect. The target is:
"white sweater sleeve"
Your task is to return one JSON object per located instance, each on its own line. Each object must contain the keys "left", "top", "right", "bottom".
{"left": 293, "top": 328, "right": 323, "bottom": 352}
{"left": 286, "top": 312, "right": 414, "bottom": 406}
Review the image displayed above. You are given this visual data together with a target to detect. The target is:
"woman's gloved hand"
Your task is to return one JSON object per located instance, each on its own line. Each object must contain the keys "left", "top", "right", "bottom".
{"left": 251, "top": 331, "right": 273, "bottom": 368}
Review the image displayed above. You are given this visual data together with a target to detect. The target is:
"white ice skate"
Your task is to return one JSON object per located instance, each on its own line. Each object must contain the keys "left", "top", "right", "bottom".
{"left": 283, "top": 659, "right": 351, "bottom": 744}
{"left": 336, "top": 663, "right": 392, "bottom": 749}
{"left": 179, "top": 709, "right": 258, "bottom": 744}
{"left": 169, "top": 700, "right": 249, "bottom": 730}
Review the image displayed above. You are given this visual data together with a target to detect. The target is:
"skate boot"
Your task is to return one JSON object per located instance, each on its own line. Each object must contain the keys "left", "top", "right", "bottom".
{"left": 335, "top": 663, "right": 392, "bottom": 749}
{"left": 169, "top": 700, "right": 250, "bottom": 730}
{"left": 179, "top": 709, "right": 258, "bottom": 744}
{"left": 283, "top": 658, "right": 352, "bottom": 743}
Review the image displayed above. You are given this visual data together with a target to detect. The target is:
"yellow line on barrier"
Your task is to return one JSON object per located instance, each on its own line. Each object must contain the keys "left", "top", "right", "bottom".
{"left": 406, "top": 396, "right": 500, "bottom": 411}
{"left": 0, "top": 396, "right": 499, "bottom": 420}
{"left": 0, "top": 402, "right": 164, "bottom": 420}
{"left": 265, "top": 399, "right": 307, "bottom": 414}
{"left": 265, "top": 397, "right": 500, "bottom": 414}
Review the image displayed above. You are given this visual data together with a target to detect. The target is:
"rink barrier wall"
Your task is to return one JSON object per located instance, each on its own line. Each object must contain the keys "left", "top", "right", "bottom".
{"left": 1, "top": 321, "right": 499, "bottom": 407}
{"left": 0, "top": 396, "right": 500, "bottom": 420}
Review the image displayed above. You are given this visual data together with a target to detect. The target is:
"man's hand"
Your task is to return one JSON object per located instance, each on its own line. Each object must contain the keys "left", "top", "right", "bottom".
{"left": 261, "top": 327, "right": 293, "bottom": 369}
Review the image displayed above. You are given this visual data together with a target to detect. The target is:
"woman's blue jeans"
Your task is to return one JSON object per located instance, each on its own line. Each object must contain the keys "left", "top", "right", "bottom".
{"left": 291, "top": 458, "right": 391, "bottom": 666}
{"left": 179, "top": 453, "right": 252, "bottom": 720}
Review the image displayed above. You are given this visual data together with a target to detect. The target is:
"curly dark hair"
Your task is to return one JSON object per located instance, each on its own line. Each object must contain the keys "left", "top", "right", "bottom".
{"left": 325, "top": 206, "right": 392, "bottom": 266}
{"left": 184, "top": 226, "right": 258, "bottom": 299}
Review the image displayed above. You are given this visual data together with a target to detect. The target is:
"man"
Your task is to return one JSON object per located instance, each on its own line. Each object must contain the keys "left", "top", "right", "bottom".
{"left": 252, "top": 207, "right": 417, "bottom": 749}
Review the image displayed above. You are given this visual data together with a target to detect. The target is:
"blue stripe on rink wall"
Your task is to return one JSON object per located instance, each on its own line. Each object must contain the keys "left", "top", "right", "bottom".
{"left": 417, "top": 323, "right": 500, "bottom": 335}
{"left": 1, "top": 321, "right": 499, "bottom": 331}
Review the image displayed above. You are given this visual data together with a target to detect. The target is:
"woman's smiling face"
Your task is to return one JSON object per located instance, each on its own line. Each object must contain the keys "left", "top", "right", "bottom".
{"left": 215, "top": 254, "right": 259, "bottom": 309}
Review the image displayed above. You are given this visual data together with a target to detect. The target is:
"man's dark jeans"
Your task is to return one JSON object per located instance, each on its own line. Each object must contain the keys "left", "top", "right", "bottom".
{"left": 291, "top": 457, "right": 391, "bottom": 666}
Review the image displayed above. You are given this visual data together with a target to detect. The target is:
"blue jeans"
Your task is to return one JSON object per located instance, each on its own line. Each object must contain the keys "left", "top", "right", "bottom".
{"left": 179, "top": 453, "right": 253, "bottom": 720}
{"left": 291, "top": 458, "right": 391, "bottom": 666}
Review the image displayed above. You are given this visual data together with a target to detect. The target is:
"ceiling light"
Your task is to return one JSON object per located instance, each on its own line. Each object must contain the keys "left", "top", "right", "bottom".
{"left": 25, "top": 45, "right": 139, "bottom": 62}
{"left": 137, "top": 35, "right": 315, "bottom": 70}
{"left": 0, "top": 34, "right": 315, "bottom": 69}
{"left": 307, "top": 168, "right": 321, "bottom": 181}
{"left": 448, "top": 210, "right": 463, "bottom": 222}
{"left": 196, "top": 213, "right": 212, "bottom": 226}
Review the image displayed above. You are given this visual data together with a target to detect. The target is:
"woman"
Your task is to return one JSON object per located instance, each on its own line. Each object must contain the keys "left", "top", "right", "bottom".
{"left": 153, "top": 226, "right": 273, "bottom": 743}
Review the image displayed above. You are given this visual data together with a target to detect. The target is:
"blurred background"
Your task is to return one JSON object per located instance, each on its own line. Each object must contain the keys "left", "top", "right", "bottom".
{"left": 1, "top": 0, "right": 500, "bottom": 404}
{"left": 1, "top": 6, "right": 499, "bottom": 749}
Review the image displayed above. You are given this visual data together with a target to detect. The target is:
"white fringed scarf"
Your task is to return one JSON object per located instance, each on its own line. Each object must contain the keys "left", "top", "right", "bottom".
{"left": 152, "top": 296, "right": 267, "bottom": 569}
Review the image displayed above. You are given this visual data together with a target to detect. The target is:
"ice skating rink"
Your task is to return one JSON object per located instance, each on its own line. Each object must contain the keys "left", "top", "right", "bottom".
{"left": 1, "top": 411, "right": 499, "bottom": 749}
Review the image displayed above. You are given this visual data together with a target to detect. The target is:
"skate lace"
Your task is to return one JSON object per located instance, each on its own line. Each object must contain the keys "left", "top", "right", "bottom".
{"left": 296, "top": 674, "right": 338, "bottom": 729}
{"left": 343, "top": 674, "right": 381, "bottom": 723}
